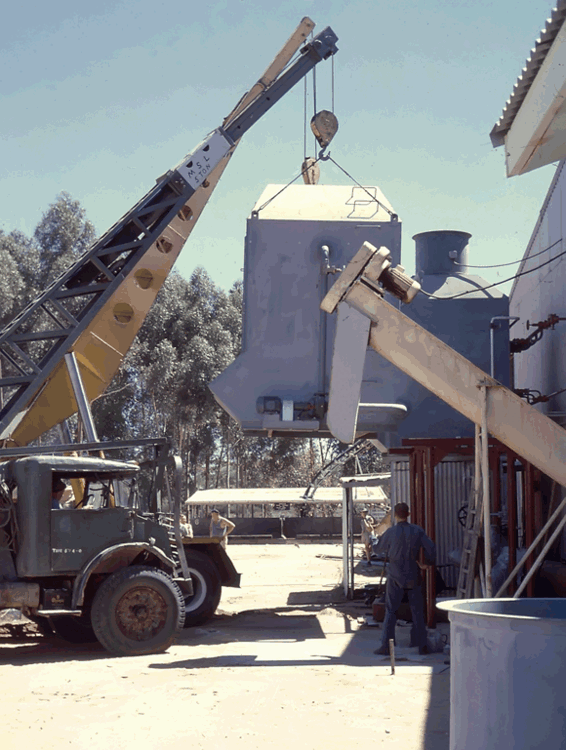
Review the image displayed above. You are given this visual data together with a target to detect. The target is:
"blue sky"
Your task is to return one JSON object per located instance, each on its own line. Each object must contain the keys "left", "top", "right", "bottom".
{"left": 0, "top": 0, "right": 558, "bottom": 292}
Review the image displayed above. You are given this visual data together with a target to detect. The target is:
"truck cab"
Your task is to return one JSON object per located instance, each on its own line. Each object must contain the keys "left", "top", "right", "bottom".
{"left": 0, "top": 451, "right": 191, "bottom": 655}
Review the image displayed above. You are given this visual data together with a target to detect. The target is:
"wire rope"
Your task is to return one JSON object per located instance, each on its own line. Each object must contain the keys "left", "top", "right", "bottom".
{"left": 453, "top": 238, "right": 563, "bottom": 269}
{"left": 327, "top": 155, "right": 397, "bottom": 218}
{"left": 252, "top": 156, "right": 324, "bottom": 216}
{"left": 331, "top": 55, "right": 335, "bottom": 113}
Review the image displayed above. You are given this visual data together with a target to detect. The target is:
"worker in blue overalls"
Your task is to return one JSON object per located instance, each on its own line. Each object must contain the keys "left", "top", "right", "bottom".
{"left": 373, "top": 502, "right": 436, "bottom": 656}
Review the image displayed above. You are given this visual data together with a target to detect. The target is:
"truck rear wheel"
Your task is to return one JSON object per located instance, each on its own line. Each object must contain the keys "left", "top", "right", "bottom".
{"left": 182, "top": 549, "right": 222, "bottom": 627}
{"left": 91, "top": 566, "right": 184, "bottom": 656}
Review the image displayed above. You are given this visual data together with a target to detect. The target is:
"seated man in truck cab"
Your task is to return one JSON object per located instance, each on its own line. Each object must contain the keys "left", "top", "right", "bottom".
{"left": 51, "top": 478, "right": 67, "bottom": 509}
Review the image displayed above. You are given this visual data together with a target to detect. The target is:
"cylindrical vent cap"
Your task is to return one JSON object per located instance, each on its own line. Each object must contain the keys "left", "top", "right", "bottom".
{"left": 413, "top": 230, "right": 471, "bottom": 276}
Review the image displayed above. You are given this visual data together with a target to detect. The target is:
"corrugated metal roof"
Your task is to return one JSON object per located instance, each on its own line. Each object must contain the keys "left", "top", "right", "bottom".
{"left": 491, "top": 2, "right": 566, "bottom": 146}
{"left": 188, "top": 485, "right": 389, "bottom": 505}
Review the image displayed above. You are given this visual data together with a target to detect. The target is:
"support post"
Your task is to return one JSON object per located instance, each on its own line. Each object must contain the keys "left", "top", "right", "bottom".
{"left": 342, "top": 487, "right": 355, "bottom": 599}
{"left": 506, "top": 451, "right": 517, "bottom": 595}
{"left": 64, "top": 352, "right": 98, "bottom": 442}
{"left": 424, "top": 447, "right": 436, "bottom": 628}
{"left": 409, "top": 449, "right": 417, "bottom": 519}
{"left": 524, "top": 462, "right": 535, "bottom": 597}
{"left": 349, "top": 487, "right": 355, "bottom": 598}
{"left": 491, "top": 448, "right": 501, "bottom": 533}
{"left": 480, "top": 384, "right": 492, "bottom": 597}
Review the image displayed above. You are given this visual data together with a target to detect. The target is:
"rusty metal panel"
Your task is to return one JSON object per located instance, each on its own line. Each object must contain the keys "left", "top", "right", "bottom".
{"left": 390, "top": 457, "right": 411, "bottom": 509}
{"left": 390, "top": 456, "right": 471, "bottom": 590}
{"left": 433, "top": 459, "right": 471, "bottom": 589}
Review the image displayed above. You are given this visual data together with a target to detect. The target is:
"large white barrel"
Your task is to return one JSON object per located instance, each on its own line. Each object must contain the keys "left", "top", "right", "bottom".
{"left": 438, "top": 598, "right": 566, "bottom": 750}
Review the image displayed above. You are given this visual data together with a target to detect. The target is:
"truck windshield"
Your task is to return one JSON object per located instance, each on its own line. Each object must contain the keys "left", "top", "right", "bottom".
{"left": 65, "top": 475, "right": 138, "bottom": 509}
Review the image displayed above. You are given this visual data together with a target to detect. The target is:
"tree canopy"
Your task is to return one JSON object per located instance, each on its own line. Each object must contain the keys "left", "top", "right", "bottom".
{"left": 3, "top": 192, "right": 386, "bottom": 496}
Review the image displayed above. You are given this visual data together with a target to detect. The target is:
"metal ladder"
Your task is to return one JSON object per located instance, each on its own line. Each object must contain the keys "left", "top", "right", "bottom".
{"left": 165, "top": 524, "right": 184, "bottom": 577}
{"left": 456, "top": 487, "right": 483, "bottom": 599}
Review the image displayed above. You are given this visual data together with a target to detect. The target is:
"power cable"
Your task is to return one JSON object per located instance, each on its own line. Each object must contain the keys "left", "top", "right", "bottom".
{"left": 453, "top": 238, "right": 563, "bottom": 269}
{"left": 420, "top": 241, "right": 566, "bottom": 300}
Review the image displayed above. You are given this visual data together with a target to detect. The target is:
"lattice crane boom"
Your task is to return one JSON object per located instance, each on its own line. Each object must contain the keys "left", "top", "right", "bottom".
{"left": 0, "top": 22, "right": 338, "bottom": 447}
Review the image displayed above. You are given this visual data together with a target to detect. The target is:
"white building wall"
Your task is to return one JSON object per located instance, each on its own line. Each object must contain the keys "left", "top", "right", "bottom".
{"left": 510, "top": 160, "right": 566, "bottom": 418}
{"left": 510, "top": 160, "right": 566, "bottom": 556}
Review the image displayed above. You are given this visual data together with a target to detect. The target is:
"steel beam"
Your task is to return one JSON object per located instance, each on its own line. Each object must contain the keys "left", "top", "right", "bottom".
{"left": 329, "top": 280, "right": 566, "bottom": 490}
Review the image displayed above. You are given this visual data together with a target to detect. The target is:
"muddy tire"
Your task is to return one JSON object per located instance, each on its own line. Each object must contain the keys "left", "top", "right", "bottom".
{"left": 91, "top": 566, "right": 184, "bottom": 656}
{"left": 50, "top": 615, "right": 97, "bottom": 644}
{"left": 181, "top": 549, "right": 222, "bottom": 627}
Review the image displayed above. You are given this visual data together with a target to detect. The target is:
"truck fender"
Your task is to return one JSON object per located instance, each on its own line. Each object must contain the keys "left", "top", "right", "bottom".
{"left": 71, "top": 542, "right": 176, "bottom": 609}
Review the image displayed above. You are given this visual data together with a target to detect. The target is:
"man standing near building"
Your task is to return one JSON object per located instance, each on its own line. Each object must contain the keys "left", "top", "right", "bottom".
{"left": 373, "top": 502, "right": 435, "bottom": 656}
{"left": 209, "top": 509, "right": 236, "bottom": 549}
{"left": 360, "top": 508, "right": 375, "bottom": 565}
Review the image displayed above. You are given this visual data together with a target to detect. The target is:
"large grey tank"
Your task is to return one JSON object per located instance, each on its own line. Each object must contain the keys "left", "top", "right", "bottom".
{"left": 438, "top": 598, "right": 566, "bottom": 750}
{"left": 210, "top": 183, "right": 401, "bottom": 437}
{"left": 211, "top": 194, "right": 510, "bottom": 441}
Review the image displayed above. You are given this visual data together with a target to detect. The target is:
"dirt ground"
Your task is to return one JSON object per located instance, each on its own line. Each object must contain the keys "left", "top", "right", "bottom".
{"left": 0, "top": 542, "right": 450, "bottom": 750}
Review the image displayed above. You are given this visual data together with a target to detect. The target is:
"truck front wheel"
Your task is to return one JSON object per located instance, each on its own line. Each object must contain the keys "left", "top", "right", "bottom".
{"left": 182, "top": 549, "right": 222, "bottom": 627}
{"left": 91, "top": 566, "right": 184, "bottom": 656}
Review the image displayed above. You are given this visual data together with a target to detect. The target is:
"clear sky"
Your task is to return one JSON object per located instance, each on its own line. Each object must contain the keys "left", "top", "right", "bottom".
{"left": 0, "top": 0, "right": 558, "bottom": 293}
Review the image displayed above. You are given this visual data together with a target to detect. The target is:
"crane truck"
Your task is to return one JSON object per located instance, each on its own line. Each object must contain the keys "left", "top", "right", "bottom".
{"left": 0, "top": 19, "right": 338, "bottom": 656}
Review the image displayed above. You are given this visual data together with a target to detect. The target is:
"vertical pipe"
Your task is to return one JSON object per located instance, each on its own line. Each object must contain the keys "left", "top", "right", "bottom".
{"left": 414, "top": 450, "right": 424, "bottom": 529}
{"left": 481, "top": 385, "right": 492, "bottom": 597}
{"left": 349, "top": 487, "right": 355, "bottom": 598}
{"left": 491, "top": 449, "right": 501, "bottom": 533}
{"left": 409, "top": 450, "right": 416, "bottom": 519}
{"left": 506, "top": 451, "right": 517, "bottom": 595}
{"left": 472, "top": 423, "right": 482, "bottom": 598}
{"left": 342, "top": 487, "right": 349, "bottom": 598}
{"left": 415, "top": 449, "right": 427, "bottom": 616}
{"left": 425, "top": 447, "right": 436, "bottom": 629}
{"left": 534, "top": 469, "right": 543, "bottom": 538}
{"left": 525, "top": 462, "right": 535, "bottom": 597}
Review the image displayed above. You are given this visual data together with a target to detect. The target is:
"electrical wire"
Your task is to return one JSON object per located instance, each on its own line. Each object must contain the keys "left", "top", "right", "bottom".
{"left": 420, "top": 242, "right": 566, "bottom": 300}
{"left": 453, "top": 238, "right": 563, "bottom": 269}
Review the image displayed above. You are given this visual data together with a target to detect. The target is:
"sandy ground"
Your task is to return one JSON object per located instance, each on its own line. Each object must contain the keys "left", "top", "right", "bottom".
{"left": 0, "top": 542, "right": 450, "bottom": 750}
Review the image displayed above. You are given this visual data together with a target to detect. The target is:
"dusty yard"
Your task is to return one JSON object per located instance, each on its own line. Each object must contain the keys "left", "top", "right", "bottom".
{"left": 0, "top": 542, "right": 449, "bottom": 750}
